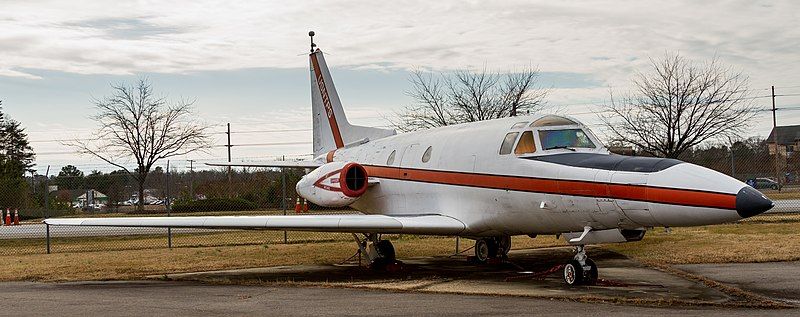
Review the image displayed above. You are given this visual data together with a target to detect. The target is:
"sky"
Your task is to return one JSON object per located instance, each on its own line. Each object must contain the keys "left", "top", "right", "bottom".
{"left": 1, "top": 0, "right": 799, "bottom": 174}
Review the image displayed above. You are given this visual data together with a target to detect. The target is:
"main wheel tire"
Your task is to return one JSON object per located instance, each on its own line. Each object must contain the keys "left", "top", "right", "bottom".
{"left": 486, "top": 238, "right": 500, "bottom": 258}
{"left": 474, "top": 239, "right": 490, "bottom": 263}
{"left": 497, "top": 236, "right": 512, "bottom": 257}
{"left": 583, "top": 258, "right": 598, "bottom": 285}
{"left": 375, "top": 240, "right": 396, "bottom": 261}
{"left": 563, "top": 260, "right": 585, "bottom": 286}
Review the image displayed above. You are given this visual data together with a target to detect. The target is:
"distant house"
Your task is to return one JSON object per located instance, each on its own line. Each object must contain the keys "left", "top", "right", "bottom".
{"left": 766, "top": 124, "right": 800, "bottom": 156}
{"left": 54, "top": 189, "right": 84, "bottom": 204}
{"left": 75, "top": 189, "right": 109, "bottom": 207}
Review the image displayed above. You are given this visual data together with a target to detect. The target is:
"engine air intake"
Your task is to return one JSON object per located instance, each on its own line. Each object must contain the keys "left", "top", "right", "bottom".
{"left": 340, "top": 163, "right": 368, "bottom": 197}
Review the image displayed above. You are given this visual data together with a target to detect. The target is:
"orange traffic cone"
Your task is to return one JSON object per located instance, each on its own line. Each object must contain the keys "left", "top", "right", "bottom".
{"left": 294, "top": 197, "right": 302, "bottom": 213}
{"left": 13, "top": 209, "right": 19, "bottom": 226}
{"left": 4, "top": 209, "right": 10, "bottom": 226}
{"left": 302, "top": 198, "right": 309, "bottom": 212}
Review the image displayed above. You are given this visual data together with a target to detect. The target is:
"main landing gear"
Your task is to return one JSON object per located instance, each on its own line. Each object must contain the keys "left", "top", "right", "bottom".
{"left": 472, "top": 236, "right": 511, "bottom": 263}
{"left": 352, "top": 233, "right": 402, "bottom": 270}
{"left": 562, "top": 245, "right": 598, "bottom": 286}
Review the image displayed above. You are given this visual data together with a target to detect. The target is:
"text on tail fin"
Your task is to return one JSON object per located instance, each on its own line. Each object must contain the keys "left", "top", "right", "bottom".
{"left": 310, "top": 52, "right": 344, "bottom": 148}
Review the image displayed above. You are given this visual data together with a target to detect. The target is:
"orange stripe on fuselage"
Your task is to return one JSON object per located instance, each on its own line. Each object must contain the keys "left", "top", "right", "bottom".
{"left": 326, "top": 150, "right": 336, "bottom": 163}
{"left": 310, "top": 53, "right": 345, "bottom": 149}
{"left": 362, "top": 165, "right": 737, "bottom": 210}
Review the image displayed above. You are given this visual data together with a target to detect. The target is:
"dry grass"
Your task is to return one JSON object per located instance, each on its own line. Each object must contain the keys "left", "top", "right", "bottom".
{"left": 0, "top": 235, "right": 563, "bottom": 282}
{"left": 606, "top": 221, "right": 800, "bottom": 264}
{"left": 2, "top": 220, "right": 799, "bottom": 282}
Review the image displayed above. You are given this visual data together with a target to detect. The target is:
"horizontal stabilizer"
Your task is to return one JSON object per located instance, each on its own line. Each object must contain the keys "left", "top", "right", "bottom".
{"left": 44, "top": 215, "right": 465, "bottom": 235}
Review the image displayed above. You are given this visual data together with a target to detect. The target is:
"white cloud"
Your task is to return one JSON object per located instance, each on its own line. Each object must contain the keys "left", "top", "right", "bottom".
{"left": 1, "top": 0, "right": 797, "bottom": 88}
{"left": 0, "top": 68, "right": 42, "bottom": 79}
{"left": 4, "top": 0, "right": 800, "bottom": 169}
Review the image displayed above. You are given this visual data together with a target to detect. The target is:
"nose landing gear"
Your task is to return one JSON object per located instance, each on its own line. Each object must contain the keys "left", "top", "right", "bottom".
{"left": 563, "top": 245, "right": 598, "bottom": 286}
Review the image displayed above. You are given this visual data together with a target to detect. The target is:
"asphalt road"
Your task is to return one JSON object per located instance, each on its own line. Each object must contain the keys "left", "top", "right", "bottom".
{"left": 678, "top": 262, "right": 800, "bottom": 304}
{"left": 2, "top": 281, "right": 796, "bottom": 317}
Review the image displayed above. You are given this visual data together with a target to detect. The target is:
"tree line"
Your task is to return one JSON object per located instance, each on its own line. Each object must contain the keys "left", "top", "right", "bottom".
{"left": 47, "top": 165, "right": 306, "bottom": 211}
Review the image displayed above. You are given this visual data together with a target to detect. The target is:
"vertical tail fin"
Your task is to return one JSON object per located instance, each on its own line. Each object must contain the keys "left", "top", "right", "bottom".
{"left": 309, "top": 49, "right": 395, "bottom": 157}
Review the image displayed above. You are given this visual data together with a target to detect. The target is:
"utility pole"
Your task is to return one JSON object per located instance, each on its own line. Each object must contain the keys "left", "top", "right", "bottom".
{"left": 165, "top": 160, "right": 171, "bottom": 215}
{"left": 43, "top": 165, "right": 50, "bottom": 219}
{"left": 772, "top": 85, "right": 781, "bottom": 191}
{"left": 226, "top": 123, "right": 232, "bottom": 197}
{"left": 187, "top": 159, "right": 195, "bottom": 201}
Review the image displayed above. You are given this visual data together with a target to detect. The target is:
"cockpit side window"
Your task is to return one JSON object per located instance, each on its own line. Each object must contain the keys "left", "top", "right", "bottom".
{"left": 499, "top": 132, "right": 519, "bottom": 155}
{"left": 514, "top": 131, "right": 537, "bottom": 155}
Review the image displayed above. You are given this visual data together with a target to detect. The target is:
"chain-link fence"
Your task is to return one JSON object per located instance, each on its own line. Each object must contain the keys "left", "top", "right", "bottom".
{"left": 0, "top": 167, "right": 368, "bottom": 255}
{"left": 1, "top": 141, "right": 799, "bottom": 256}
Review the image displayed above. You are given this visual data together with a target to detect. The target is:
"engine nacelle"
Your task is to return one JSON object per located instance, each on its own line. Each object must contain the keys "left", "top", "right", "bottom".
{"left": 296, "top": 161, "right": 369, "bottom": 207}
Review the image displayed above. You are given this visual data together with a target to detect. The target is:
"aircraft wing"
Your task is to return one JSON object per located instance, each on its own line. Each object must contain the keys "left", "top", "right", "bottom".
{"left": 205, "top": 161, "right": 322, "bottom": 168}
{"left": 43, "top": 215, "right": 465, "bottom": 235}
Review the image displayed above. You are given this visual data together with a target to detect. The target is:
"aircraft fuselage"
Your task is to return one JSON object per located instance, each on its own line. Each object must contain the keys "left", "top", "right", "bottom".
{"left": 319, "top": 114, "right": 771, "bottom": 237}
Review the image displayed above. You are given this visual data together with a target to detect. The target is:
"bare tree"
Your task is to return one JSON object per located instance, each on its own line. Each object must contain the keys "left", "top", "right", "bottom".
{"left": 599, "top": 53, "right": 758, "bottom": 158}
{"left": 68, "top": 79, "right": 211, "bottom": 211}
{"left": 393, "top": 68, "right": 548, "bottom": 132}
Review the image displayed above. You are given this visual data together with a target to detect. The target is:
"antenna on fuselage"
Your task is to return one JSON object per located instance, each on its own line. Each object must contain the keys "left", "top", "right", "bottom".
{"left": 309, "top": 31, "right": 317, "bottom": 53}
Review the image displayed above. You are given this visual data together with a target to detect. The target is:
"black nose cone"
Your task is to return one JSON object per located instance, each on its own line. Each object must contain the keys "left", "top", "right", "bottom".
{"left": 736, "top": 186, "right": 774, "bottom": 218}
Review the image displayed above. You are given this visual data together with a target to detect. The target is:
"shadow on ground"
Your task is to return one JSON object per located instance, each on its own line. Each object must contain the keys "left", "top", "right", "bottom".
{"left": 152, "top": 246, "right": 772, "bottom": 307}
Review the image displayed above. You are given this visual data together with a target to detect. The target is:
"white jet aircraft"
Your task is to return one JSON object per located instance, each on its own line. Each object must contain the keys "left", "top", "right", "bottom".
{"left": 46, "top": 35, "right": 774, "bottom": 285}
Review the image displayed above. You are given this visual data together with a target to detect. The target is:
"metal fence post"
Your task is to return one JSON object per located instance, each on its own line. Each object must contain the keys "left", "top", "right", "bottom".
{"left": 455, "top": 236, "right": 460, "bottom": 255}
{"left": 46, "top": 224, "right": 51, "bottom": 254}
{"left": 282, "top": 168, "right": 287, "bottom": 244}
{"left": 167, "top": 160, "right": 172, "bottom": 249}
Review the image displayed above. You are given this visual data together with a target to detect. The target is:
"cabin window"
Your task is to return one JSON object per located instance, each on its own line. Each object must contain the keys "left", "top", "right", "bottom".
{"left": 514, "top": 131, "right": 537, "bottom": 155}
{"left": 387, "top": 150, "right": 396, "bottom": 165}
{"left": 530, "top": 115, "right": 577, "bottom": 127}
{"left": 422, "top": 146, "right": 433, "bottom": 163}
{"left": 510, "top": 122, "right": 528, "bottom": 129}
{"left": 539, "top": 129, "right": 596, "bottom": 150}
{"left": 499, "top": 132, "right": 519, "bottom": 155}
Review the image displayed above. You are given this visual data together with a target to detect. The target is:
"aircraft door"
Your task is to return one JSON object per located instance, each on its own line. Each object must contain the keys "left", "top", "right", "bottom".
{"left": 557, "top": 168, "right": 601, "bottom": 226}
{"left": 594, "top": 170, "right": 626, "bottom": 227}
{"left": 396, "top": 143, "right": 420, "bottom": 214}
{"left": 610, "top": 171, "right": 660, "bottom": 226}
{"left": 594, "top": 170, "right": 616, "bottom": 213}
{"left": 399, "top": 143, "right": 420, "bottom": 178}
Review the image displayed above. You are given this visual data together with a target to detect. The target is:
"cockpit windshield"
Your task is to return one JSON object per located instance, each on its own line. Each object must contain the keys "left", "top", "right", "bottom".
{"left": 539, "top": 129, "right": 596, "bottom": 150}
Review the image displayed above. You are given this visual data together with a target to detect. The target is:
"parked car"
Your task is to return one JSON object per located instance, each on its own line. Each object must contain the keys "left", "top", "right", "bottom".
{"left": 747, "top": 177, "right": 781, "bottom": 190}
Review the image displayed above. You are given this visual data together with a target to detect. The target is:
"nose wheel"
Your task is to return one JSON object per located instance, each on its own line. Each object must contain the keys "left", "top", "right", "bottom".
{"left": 563, "top": 245, "right": 598, "bottom": 286}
